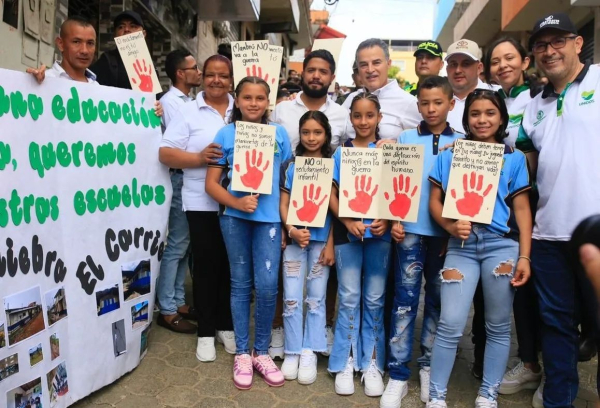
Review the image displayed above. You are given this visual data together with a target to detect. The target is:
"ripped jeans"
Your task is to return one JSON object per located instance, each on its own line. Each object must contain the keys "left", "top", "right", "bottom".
{"left": 220, "top": 215, "right": 281, "bottom": 355}
{"left": 429, "top": 226, "right": 517, "bottom": 401}
{"left": 282, "top": 242, "right": 330, "bottom": 354}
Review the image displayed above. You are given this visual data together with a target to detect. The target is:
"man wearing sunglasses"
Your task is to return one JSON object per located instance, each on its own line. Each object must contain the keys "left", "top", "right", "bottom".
{"left": 519, "top": 13, "right": 600, "bottom": 407}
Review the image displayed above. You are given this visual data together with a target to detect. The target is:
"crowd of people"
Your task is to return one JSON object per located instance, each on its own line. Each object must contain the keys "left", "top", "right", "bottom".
{"left": 25, "top": 9, "right": 600, "bottom": 408}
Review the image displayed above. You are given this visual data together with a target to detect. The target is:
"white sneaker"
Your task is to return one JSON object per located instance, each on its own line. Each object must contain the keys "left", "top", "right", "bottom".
{"left": 498, "top": 361, "right": 542, "bottom": 394}
{"left": 426, "top": 400, "right": 447, "bottom": 408}
{"left": 216, "top": 331, "right": 236, "bottom": 355}
{"left": 268, "top": 327, "right": 285, "bottom": 360}
{"left": 335, "top": 356, "right": 355, "bottom": 395}
{"left": 475, "top": 395, "right": 498, "bottom": 408}
{"left": 298, "top": 350, "right": 318, "bottom": 385}
{"left": 362, "top": 359, "right": 384, "bottom": 397}
{"left": 196, "top": 337, "right": 216, "bottom": 362}
{"left": 281, "top": 354, "right": 299, "bottom": 380}
{"left": 419, "top": 367, "right": 431, "bottom": 403}
{"left": 322, "top": 325, "right": 334, "bottom": 357}
{"left": 379, "top": 379, "right": 408, "bottom": 408}
{"left": 532, "top": 374, "right": 544, "bottom": 408}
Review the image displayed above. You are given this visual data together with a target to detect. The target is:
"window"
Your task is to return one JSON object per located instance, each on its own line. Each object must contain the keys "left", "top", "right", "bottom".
{"left": 3, "top": 0, "right": 19, "bottom": 29}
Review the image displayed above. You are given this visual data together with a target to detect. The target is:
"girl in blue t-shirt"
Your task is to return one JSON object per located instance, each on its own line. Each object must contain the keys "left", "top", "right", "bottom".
{"left": 206, "top": 76, "right": 292, "bottom": 391}
{"left": 328, "top": 93, "right": 391, "bottom": 397}
{"left": 279, "top": 110, "right": 335, "bottom": 385}
{"left": 426, "top": 90, "right": 532, "bottom": 407}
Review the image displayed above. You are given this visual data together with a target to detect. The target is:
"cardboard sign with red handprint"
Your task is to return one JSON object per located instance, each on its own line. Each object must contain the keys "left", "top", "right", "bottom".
{"left": 286, "top": 157, "right": 334, "bottom": 227}
{"left": 442, "top": 140, "right": 505, "bottom": 224}
{"left": 232, "top": 41, "right": 283, "bottom": 109}
{"left": 380, "top": 144, "right": 425, "bottom": 222}
{"left": 115, "top": 32, "right": 161, "bottom": 93}
{"left": 231, "top": 121, "right": 276, "bottom": 194}
{"left": 338, "top": 147, "right": 383, "bottom": 219}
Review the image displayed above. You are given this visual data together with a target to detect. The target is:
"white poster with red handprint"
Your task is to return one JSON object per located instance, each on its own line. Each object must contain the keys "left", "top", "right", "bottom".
{"left": 232, "top": 41, "right": 283, "bottom": 109}
{"left": 231, "top": 121, "right": 276, "bottom": 194}
{"left": 287, "top": 157, "right": 334, "bottom": 227}
{"left": 115, "top": 32, "right": 161, "bottom": 94}
{"left": 380, "top": 144, "right": 425, "bottom": 222}
{"left": 338, "top": 147, "right": 383, "bottom": 219}
{"left": 442, "top": 140, "right": 505, "bottom": 224}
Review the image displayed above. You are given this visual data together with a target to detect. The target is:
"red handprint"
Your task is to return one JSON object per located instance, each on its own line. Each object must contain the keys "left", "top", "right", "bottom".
{"left": 293, "top": 184, "right": 328, "bottom": 223}
{"left": 246, "top": 65, "right": 276, "bottom": 85}
{"left": 343, "top": 175, "right": 379, "bottom": 214}
{"left": 131, "top": 59, "right": 153, "bottom": 92}
{"left": 235, "top": 149, "right": 270, "bottom": 190}
{"left": 384, "top": 175, "right": 418, "bottom": 219}
{"left": 451, "top": 172, "right": 493, "bottom": 217}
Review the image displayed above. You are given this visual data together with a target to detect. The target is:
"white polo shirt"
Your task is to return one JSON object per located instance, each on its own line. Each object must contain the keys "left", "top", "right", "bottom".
{"left": 160, "top": 92, "right": 234, "bottom": 211}
{"left": 501, "top": 84, "right": 532, "bottom": 148}
{"left": 270, "top": 91, "right": 350, "bottom": 150}
{"left": 447, "top": 80, "right": 499, "bottom": 133}
{"left": 46, "top": 61, "right": 98, "bottom": 84}
{"left": 519, "top": 63, "right": 600, "bottom": 241}
{"left": 159, "top": 86, "right": 193, "bottom": 129}
{"left": 342, "top": 79, "right": 421, "bottom": 140}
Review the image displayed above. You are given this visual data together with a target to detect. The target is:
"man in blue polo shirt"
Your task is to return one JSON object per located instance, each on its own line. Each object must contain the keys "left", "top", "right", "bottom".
{"left": 519, "top": 13, "right": 600, "bottom": 407}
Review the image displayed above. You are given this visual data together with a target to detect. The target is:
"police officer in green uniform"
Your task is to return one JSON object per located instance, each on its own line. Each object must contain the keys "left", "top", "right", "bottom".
{"left": 409, "top": 41, "right": 445, "bottom": 96}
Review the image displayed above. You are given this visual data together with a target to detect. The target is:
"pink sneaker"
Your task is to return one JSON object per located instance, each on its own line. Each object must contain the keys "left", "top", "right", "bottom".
{"left": 252, "top": 352, "right": 285, "bottom": 387}
{"left": 233, "top": 354, "right": 253, "bottom": 390}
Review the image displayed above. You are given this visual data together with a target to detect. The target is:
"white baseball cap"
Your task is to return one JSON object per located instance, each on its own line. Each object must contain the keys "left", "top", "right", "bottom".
{"left": 445, "top": 39, "right": 482, "bottom": 61}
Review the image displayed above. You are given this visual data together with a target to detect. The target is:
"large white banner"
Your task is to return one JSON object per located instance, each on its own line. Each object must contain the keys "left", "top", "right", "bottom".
{"left": 0, "top": 69, "right": 171, "bottom": 408}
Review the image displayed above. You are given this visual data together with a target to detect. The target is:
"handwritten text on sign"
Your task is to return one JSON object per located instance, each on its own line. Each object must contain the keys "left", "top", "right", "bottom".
{"left": 287, "top": 157, "right": 334, "bottom": 227}
{"left": 442, "top": 139, "right": 505, "bottom": 224}
{"left": 381, "top": 144, "right": 425, "bottom": 222}
{"left": 115, "top": 32, "right": 161, "bottom": 94}
{"left": 231, "top": 121, "right": 276, "bottom": 194}
{"left": 338, "top": 147, "right": 382, "bottom": 219}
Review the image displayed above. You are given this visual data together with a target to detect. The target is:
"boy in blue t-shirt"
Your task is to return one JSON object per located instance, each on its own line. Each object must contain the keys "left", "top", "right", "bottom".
{"left": 381, "top": 76, "right": 463, "bottom": 406}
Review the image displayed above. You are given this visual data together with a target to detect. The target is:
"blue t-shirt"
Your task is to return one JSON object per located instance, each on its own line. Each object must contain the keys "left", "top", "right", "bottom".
{"left": 211, "top": 122, "right": 292, "bottom": 223}
{"left": 280, "top": 158, "right": 332, "bottom": 243}
{"left": 332, "top": 141, "right": 392, "bottom": 244}
{"left": 398, "top": 122, "right": 463, "bottom": 237}
{"left": 428, "top": 144, "right": 531, "bottom": 237}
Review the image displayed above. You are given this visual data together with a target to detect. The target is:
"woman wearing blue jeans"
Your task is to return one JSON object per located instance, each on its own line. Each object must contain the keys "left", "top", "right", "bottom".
{"left": 427, "top": 90, "right": 532, "bottom": 408}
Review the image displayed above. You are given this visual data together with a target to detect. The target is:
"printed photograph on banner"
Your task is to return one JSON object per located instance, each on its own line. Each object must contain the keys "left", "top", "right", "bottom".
{"left": 122, "top": 259, "right": 151, "bottom": 302}
{"left": 115, "top": 31, "right": 161, "bottom": 93}
{"left": 286, "top": 157, "right": 334, "bottom": 227}
{"left": 47, "top": 361, "right": 68, "bottom": 408}
{"left": 131, "top": 300, "right": 149, "bottom": 330}
{"left": 50, "top": 333, "right": 60, "bottom": 360}
{"left": 45, "top": 287, "right": 67, "bottom": 327}
{"left": 0, "top": 322, "right": 5, "bottom": 349}
{"left": 311, "top": 38, "right": 345, "bottom": 92}
{"left": 28, "top": 343, "right": 43, "bottom": 367}
{"left": 4, "top": 286, "right": 46, "bottom": 347}
{"left": 6, "top": 377, "right": 43, "bottom": 408}
{"left": 140, "top": 323, "right": 151, "bottom": 359}
{"left": 231, "top": 121, "right": 276, "bottom": 194}
{"left": 112, "top": 319, "right": 127, "bottom": 357}
{"left": 95, "top": 284, "right": 121, "bottom": 317}
{"left": 0, "top": 353, "right": 19, "bottom": 383}
{"left": 380, "top": 144, "right": 425, "bottom": 222}
{"left": 338, "top": 147, "right": 383, "bottom": 219}
{"left": 442, "top": 140, "right": 505, "bottom": 224}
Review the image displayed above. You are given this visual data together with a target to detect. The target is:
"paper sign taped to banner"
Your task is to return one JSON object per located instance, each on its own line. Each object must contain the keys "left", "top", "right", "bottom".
{"left": 338, "top": 147, "right": 383, "bottom": 219}
{"left": 380, "top": 144, "right": 425, "bottom": 222}
{"left": 286, "top": 157, "right": 334, "bottom": 227}
{"left": 312, "top": 38, "right": 345, "bottom": 92}
{"left": 115, "top": 32, "right": 161, "bottom": 93}
{"left": 231, "top": 121, "right": 276, "bottom": 194}
{"left": 442, "top": 139, "right": 505, "bottom": 224}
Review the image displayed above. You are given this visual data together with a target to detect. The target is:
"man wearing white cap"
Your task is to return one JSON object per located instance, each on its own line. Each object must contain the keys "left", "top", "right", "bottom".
{"left": 445, "top": 39, "right": 498, "bottom": 133}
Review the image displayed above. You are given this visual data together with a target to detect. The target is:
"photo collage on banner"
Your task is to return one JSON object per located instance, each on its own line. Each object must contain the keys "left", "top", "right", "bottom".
{"left": 0, "top": 69, "right": 170, "bottom": 407}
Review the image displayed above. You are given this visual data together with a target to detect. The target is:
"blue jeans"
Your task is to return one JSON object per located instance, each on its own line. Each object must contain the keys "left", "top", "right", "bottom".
{"left": 532, "top": 240, "right": 579, "bottom": 408}
{"left": 430, "top": 227, "right": 517, "bottom": 401}
{"left": 328, "top": 239, "right": 391, "bottom": 373}
{"left": 388, "top": 234, "right": 445, "bottom": 381}
{"left": 282, "top": 242, "right": 330, "bottom": 354}
{"left": 157, "top": 172, "right": 190, "bottom": 315}
{"left": 220, "top": 215, "right": 281, "bottom": 355}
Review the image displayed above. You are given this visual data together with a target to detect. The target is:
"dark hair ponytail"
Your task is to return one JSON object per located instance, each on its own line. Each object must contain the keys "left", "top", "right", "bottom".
{"left": 296, "top": 110, "right": 333, "bottom": 158}
{"left": 229, "top": 76, "right": 271, "bottom": 124}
